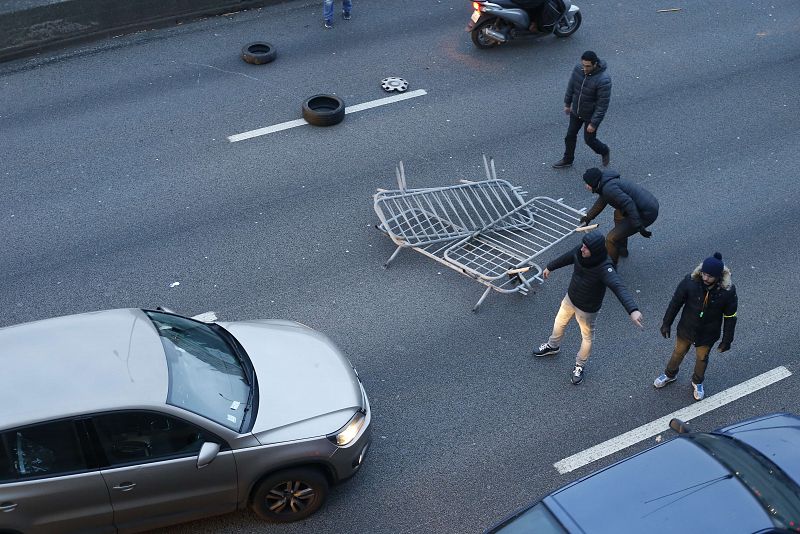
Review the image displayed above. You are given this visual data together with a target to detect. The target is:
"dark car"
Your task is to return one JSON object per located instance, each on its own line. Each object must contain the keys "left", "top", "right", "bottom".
{"left": 488, "top": 413, "right": 800, "bottom": 533}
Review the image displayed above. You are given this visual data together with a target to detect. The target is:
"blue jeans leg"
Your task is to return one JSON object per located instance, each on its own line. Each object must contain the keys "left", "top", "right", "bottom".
{"left": 323, "top": 0, "right": 334, "bottom": 23}
{"left": 324, "top": 0, "right": 351, "bottom": 21}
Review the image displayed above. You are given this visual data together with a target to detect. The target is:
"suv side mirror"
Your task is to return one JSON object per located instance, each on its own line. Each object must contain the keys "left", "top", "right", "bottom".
{"left": 197, "top": 442, "right": 221, "bottom": 469}
{"left": 669, "top": 418, "right": 692, "bottom": 434}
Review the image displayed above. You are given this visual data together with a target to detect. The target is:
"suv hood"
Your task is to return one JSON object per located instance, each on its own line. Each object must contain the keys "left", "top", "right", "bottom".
{"left": 218, "top": 320, "right": 363, "bottom": 444}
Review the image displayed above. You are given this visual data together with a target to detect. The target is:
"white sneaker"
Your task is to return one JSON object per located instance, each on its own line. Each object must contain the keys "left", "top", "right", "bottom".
{"left": 654, "top": 374, "right": 676, "bottom": 388}
{"left": 692, "top": 382, "right": 705, "bottom": 401}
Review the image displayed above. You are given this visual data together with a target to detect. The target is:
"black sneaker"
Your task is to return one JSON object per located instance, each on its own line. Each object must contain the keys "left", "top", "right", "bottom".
{"left": 533, "top": 343, "right": 560, "bottom": 357}
{"left": 602, "top": 150, "right": 611, "bottom": 167}
{"left": 342, "top": 11, "right": 351, "bottom": 20}
{"left": 551, "top": 159, "right": 573, "bottom": 169}
{"left": 571, "top": 365, "right": 584, "bottom": 384}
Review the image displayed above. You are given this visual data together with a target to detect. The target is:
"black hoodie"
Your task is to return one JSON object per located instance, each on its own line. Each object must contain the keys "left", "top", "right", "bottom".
{"left": 584, "top": 170, "right": 659, "bottom": 229}
{"left": 546, "top": 231, "right": 639, "bottom": 314}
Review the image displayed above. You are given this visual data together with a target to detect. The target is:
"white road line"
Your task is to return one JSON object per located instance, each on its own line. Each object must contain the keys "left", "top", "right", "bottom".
{"left": 227, "top": 89, "right": 428, "bottom": 143}
{"left": 553, "top": 366, "right": 793, "bottom": 475}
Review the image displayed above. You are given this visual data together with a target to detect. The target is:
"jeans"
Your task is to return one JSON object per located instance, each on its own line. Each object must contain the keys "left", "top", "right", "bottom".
{"left": 606, "top": 208, "right": 658, "bottom": 263}
{"left": 547, "top": 294, "right": 598, "bottom": 366}
{"left": 665, "top": 336, "right": 710, "bottom": 384}
{"left": 324, "top": 0, "right": 352, "bottom": 22}
{"left": 563, "top": 113, "right": 609, "bottom": 163}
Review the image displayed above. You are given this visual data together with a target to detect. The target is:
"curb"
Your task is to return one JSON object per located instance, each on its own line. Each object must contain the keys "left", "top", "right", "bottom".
{"left": 0, "top": 0, "right": 286, "bottom": 63}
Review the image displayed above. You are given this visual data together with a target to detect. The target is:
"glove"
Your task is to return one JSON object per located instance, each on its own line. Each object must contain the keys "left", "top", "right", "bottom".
{"left": 717, "top": 341, "right": 731, "bottom": 353}
{"left": 579, "top": 215, "right": 591, "bottom": 225}
{"left": 660, "top": 324, "right": 670, "bottom": 338}
{"left": 639, "top": 227, "right": 652, "bottom": 238}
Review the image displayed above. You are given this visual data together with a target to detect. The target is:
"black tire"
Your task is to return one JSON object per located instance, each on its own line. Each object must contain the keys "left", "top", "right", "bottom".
{"left": 302, "top": 94, "right": 346, "bottom": 126}
{"left": 251, "top": 468, "right": 329, "bottom": 523}
{"left": 553, "top": 11, "right": 581, "bottom": 37}
{"left": 471, "top": 18, "right": 501, "bottom": 49}
{"left": 241, "top": 42, "right": 277, "bottom": 65}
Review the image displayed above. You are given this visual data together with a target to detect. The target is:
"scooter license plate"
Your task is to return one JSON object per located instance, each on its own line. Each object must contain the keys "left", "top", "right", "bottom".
{"left": 470, "top": 10, "right": 480, "bottom": 23}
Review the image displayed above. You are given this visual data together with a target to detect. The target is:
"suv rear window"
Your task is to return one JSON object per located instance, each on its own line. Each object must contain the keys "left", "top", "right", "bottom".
{"left": 1, "top": 420, "right": 88, "bottom": 480}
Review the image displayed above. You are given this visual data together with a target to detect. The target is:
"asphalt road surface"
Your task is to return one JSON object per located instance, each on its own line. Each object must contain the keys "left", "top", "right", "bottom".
{"left": 2, "top": 0, "right": 800, "bottom": 532}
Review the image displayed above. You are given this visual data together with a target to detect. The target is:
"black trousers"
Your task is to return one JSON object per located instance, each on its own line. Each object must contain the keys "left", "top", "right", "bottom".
{"left": 563, "top": 113, "right": 609, "bottom": 163}
{"left": 606, "top": 208, "right": 658, "bottom": 263}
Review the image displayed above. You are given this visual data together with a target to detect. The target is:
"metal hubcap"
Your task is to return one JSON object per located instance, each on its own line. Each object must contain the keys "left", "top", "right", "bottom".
{"left": 266, "top": 480, "right": 315, "bottom": 514}
{"left": 381, "top": 77, "right": 409, "bottom": 92}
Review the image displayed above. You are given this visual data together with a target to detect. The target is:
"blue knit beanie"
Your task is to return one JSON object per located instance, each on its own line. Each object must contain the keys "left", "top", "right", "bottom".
{"left": 701, "top": 252, "right": 724, "bottom": 278}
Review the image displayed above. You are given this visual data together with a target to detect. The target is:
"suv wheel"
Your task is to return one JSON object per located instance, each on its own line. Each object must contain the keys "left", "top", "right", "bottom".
{"left": 251, "top": 468, "right": 329, "bottom": 522}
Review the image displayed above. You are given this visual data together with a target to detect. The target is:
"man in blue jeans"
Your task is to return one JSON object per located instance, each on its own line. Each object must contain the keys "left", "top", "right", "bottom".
{"left": 324, "top": 0, "right": 352, "bottom": 28}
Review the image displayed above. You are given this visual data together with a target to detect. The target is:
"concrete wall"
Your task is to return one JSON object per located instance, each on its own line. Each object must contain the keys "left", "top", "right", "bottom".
{"left": 0, "top": 0, "right": 283, "bottom": 62}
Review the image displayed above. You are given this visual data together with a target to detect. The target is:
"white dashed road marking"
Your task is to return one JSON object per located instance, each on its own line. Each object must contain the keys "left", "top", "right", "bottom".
{"left": 553, "top": 365, "right": 793, "bottom": 474}
{"left": 227, "top": 89, "right": 428, "bottom": 143}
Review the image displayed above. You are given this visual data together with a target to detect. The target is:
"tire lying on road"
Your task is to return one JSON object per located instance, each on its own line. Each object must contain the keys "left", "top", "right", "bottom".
{"left": 302, "top": 94, "right": 346, "bottom": 126}
{"left": 241, "top": 42, "right": 277, "bottom": 64}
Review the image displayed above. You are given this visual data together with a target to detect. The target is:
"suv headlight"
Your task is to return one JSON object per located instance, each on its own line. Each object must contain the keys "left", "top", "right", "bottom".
{"left": 328, "top": 410, "right": 366, "bottom": 446}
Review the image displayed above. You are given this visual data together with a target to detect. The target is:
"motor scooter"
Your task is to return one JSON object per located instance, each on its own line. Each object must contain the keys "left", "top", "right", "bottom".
{"left": 465, "top": 0, "right": 581, "bottom": 48}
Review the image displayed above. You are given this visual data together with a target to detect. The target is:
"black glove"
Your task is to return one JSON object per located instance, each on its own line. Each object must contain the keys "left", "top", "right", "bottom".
{"left": 579, "top": 215, "right": 591, "bottom": 225}
{"left": 660, "top": 324, "right": 670, "bottom": 338}
{"left": 639, "top": 227, "right": 652, "bottom": 238}
{"left": 717, "top": 341, "right": 731, "bottom": 353}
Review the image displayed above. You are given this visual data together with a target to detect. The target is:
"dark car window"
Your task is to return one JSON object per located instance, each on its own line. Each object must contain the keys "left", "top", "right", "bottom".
{"left": 489, "top": 501, "right": 567, "bottom": 533}
{"left": 1, "top": 421, "right": 88, "bottom": 480}
{"left": 0, "top": 437, "right": 15, "bottom": 483}
{"left": 692, "top": 433, "right": 800, "bottom": 530}
{"left": 92, "top": 412, "right": 220, "bottom": 466}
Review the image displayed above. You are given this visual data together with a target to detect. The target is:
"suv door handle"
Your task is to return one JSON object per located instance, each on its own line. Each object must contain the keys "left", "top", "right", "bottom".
{"left": 112, "top": 482, "right": 137, "bottom": 492}
{"left": 0, "top": 502, "right": 18, "bottom": 512}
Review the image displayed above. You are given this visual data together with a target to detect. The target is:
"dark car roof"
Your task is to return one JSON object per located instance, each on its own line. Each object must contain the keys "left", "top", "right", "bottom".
{"left": 546, "top": 436, "right": 773, "bottom": 533}
{"left": 0, "top": 309, "right": 169, "bottom": 430}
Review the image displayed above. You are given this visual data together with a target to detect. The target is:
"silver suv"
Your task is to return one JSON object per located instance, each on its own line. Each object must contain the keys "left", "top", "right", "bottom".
{"left": 0, "top": 309, "right": 371, "bottom": 533}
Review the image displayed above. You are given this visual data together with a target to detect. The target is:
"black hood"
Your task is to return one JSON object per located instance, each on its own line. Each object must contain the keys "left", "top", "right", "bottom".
{"left": 593, "top": 170, "right": 620, "bottom": 194}
{"left": 580, "top": 230, "right": 608, "bottom": 266}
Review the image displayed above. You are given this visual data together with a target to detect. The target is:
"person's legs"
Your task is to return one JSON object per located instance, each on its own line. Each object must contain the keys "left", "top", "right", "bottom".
{"left": 691, "top": 345, "right": 711, "bottom": 384}
{"left": 605, "top": 214, "right": 637, "bottom": 264}
{"left": 342, "top": 0, "right": 352, "bottom": 17}
{"left": 562, "top": 114, "right": 583, "bottom": 163}
{"left": 573, "top": 308, "right": 598, "bottom": 367}
{"left": 583, "top": 123, "right": 609, "bottom": 157}
{"left": 665, "top": 337, "right": 692, "bottom": 377}
{"left": 323, "top": 0, "right": 334, "bottom": 24}
{"left": 547, "top": 295, "right": 576, "bottom": 348}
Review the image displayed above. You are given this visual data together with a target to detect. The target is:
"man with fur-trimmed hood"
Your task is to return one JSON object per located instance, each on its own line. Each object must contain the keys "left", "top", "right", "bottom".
{"left": 653, "top": 253, "right": 738, "bottom": 400}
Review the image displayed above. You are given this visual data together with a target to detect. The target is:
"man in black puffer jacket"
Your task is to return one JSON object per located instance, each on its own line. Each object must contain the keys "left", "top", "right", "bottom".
{"left": 532, "top": 231, "right": 643, "bottom": 385}
{"left": 553, "top": 50, "right": 612, "bottom": 169}
{"left": 653, "top": 253, "right": 738, "bottom": 401}
{"left": 580, "top": 167, "right": 659, "bottom": 265}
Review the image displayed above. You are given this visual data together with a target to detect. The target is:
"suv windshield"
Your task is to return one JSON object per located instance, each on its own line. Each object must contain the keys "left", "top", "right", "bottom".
{"left": 691, "top": 433, "right": 800, "bottom": 530}
{"left": 145, "top": 311, "right": 252, "bottom": 431}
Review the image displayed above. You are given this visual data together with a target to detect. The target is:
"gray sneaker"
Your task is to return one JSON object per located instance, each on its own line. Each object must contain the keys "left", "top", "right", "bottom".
{"left": 653, "top": 374, "right": 676, "bottom": 388}
{"left": 571, "top": 365, "right": 584, "bottom": 385}
{"left": 533, "top": 342, "right": 560, "bottom": 357}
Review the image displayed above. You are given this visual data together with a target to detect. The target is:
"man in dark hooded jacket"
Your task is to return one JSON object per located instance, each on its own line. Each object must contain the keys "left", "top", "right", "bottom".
{"left": 580, "top": 167, "right": 659, "bottom": 265}
{"left": 654, "top": 253, "right": 738, "bottom": 401}
{"left": 532, "top": 231, "right": 643, "bottom": 385}
{"left": 553, "top": 50, "right": 612, "bottom": 169}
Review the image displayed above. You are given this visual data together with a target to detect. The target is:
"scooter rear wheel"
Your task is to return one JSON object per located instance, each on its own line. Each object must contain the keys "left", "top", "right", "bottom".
{"left": 471, "top": 18, "right": 501, "bottom": 48}
{"left": 553, "top": 11, "right": 581, "bottom": 37}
